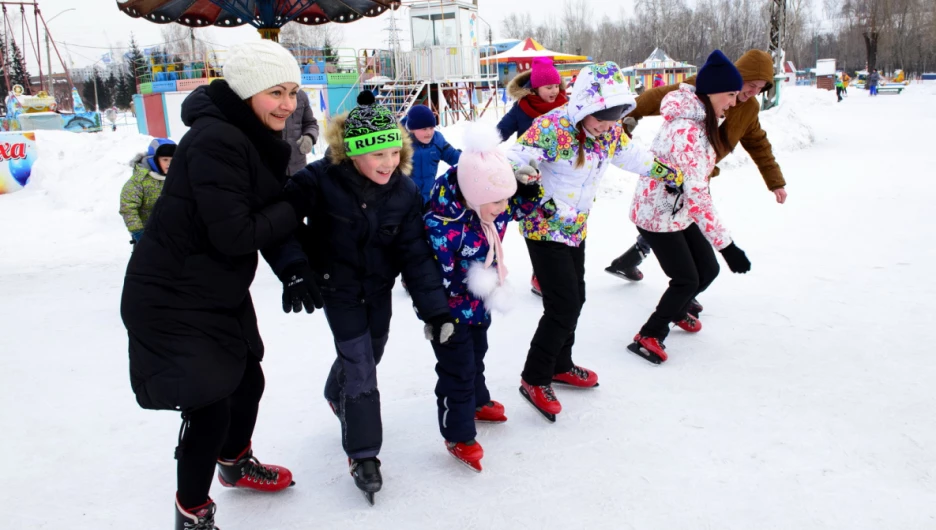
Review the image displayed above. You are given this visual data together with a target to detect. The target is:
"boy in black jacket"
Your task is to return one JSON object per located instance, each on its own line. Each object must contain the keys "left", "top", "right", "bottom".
{"left": 265, "top": 92, "right": 454, "bottom": 502}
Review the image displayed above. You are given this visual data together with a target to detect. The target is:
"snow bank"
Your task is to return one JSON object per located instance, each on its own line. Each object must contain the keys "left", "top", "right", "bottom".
{"left": 0, "top": 129, "right": 153, "bottom": 271}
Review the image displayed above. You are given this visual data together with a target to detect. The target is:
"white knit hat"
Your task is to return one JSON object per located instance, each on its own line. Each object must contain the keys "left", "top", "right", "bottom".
{"left": 223, "top": 40, "right": 303, "bottom": 100}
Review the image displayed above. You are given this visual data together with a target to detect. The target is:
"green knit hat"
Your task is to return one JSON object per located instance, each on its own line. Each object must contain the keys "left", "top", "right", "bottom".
{"left": 344, "top": 91, "right": 403, "bottom": 156}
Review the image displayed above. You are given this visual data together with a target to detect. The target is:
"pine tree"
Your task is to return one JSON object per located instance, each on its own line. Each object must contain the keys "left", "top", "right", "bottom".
{"left": 81, "top": 74, "right": 97, "bottom": 111}
{"left": 107, "top": 71, "right": 119, "bottom": 107}
{"left": 96, "top": 70, "right": 113, "bottom": 109}
{"left": 322, "top": 35, "right": 337, "bottom": 64}
{"left": 0, "top": 34, "right": 8, "bottom": 102}
{"left": 125, "top": 33, "right": 145, "bottom": 92}
{"left": 9, "top": 40, "right": 30, "bottom": 94}
{"left": 115, "top": 74, "right": 133, "bottom": 109}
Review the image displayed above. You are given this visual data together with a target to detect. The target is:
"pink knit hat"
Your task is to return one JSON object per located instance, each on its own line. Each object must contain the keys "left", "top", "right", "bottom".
{"left": 530, "top": 57, "right": 561, "bottom": 89}
{"left": 457, "top": 123, "right": 517, "bottom": 284}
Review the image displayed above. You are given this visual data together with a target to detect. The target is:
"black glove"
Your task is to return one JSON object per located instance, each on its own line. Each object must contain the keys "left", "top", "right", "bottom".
{"left": 423, "top": 314, "right": 456, "bottom": 344}
{"left": 720, "top": 243, "right": 751, "bottom": 274}
{"left": 279, "top": 262, "right": 324, "bottom": 313}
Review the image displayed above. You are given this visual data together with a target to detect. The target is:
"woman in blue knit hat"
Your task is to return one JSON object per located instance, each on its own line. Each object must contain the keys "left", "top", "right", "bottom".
{"left": 627, "top": 50, "right": 753, "bottom": 364}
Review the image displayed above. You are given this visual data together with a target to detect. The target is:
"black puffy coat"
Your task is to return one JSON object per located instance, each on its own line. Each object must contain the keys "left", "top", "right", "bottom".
{"left": 264, "top": 113, "right": 449, "bottom": 319}
{"left": 121, "top": 80, "right": 297, "bottom": 411}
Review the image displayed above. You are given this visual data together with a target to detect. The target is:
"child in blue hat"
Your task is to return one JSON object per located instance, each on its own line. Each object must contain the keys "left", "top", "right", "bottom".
{"left": 404, "top": 105, "right": 461, "bottom": 204}
{"left": 119, "top": 138, "right": 175, "bottom": 244}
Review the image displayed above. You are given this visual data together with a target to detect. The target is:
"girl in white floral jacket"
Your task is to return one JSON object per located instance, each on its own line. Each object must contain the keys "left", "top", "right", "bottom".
{"left": 506, "top": 62, "right": 681, "bottom": 420}
{"left": 627, "top": 50, "right": 753, "bottom": 365}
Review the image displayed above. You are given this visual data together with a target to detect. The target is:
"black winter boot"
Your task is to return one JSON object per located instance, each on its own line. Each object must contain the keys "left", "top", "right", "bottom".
{"left": 175, "top": 496, "right": 218, "bottom": 530}
{"left": 605, "top": 243, "right": 647, "bottom": 281}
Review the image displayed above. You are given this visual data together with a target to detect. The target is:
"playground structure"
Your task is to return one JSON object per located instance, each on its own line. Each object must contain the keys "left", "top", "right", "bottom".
{"left": 621, "top": 48, "right": 697, "bottom": 93}
{"left": 133, "top": 0, "right": 513, "bottom": 138}
{"left": 0, "top": 1, "right": 104, "bottom": 195}
{"left": 481, "top": 37, "right": 591, "bottom": 86}
{"left": 116, "top": 0, "right": 399, "bottom": 41}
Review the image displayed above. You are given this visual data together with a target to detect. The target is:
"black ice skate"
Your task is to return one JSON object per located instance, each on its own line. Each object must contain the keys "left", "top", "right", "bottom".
{"left": 350, "top": 457, "right": 382, "bottom": 506}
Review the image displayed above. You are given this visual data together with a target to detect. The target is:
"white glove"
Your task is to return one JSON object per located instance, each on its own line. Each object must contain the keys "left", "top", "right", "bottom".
{"left": 515, "top": 158, "right": 541, "bottom": 185}
{"left": 297, "top": 134, "right": 315, "bottom": 155}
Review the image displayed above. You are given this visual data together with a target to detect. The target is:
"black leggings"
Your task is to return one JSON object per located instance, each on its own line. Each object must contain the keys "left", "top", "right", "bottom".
{"left": 176, "top": 356, "right": 265, "bottom": 509}
{"left": 637, "top": 224, "right": 720, "bottom": 339}
{"left": 523, "top": 239, "right": 586, "bottom": 386}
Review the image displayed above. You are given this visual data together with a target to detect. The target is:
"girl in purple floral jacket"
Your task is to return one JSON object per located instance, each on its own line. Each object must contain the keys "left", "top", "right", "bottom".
{"left": 423, "top": 124, "right": 542, "bottom": 472}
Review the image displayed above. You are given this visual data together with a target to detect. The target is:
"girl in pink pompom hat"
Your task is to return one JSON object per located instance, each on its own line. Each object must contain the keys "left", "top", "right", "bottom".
{"left": 497, "top": 57, "right": 568, "bottom": 142}
{"left": 423, "top": 122, "right": 544, "bottom": 472}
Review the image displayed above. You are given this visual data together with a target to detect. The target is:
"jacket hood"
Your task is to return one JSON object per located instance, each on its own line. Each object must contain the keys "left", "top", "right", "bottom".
{"left": 180, "top": 85, "right": 226, "bottom": 127}
{"left": 735, "top": 50, "right": 775, "bottom": 92}
{"left": 568, "top": 62, "right": 636, "bottom": 126}
{"left": 661, "top": 84, "right": 706, "bottom": 123}
{"left": 129, "top": 152, "right": 148, "bottom": 168}
{"left": 427, "top": 169, "right": 470, "bottom": 221}
{"left": 325, "top": 112, "right": 413, "bottom": 177}
{"left": 507, "top": 70, "right": 568, "bottom": 101}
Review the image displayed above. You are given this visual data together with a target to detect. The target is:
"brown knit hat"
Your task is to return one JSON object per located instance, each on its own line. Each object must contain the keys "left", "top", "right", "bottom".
{"left": 734, "top": 50, "right": 775, "bottom": 93}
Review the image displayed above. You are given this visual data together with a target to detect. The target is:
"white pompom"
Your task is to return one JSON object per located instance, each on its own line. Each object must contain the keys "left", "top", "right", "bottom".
{"left": 466, "top": 261, "right": 499, "bottom": 299}
{"left": 485, "top": 281, "right": 516, "bottom": 314}
{"left": 461, "top": 121, "right": 504, "bottom": 154}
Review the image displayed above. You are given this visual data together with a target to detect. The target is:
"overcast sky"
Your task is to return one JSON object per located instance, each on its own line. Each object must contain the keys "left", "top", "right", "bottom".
{"left": 12, "top": 0, "right": 703, "bottom": 73}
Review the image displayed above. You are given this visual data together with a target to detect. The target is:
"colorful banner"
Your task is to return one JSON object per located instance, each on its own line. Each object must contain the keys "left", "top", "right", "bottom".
{"left": 0, "top": 132, "right": 37, "bottom": 195}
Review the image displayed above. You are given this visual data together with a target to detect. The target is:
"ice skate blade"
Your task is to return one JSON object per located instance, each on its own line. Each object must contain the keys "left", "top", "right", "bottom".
{"left": 627, "top": 342, "right": 664, "bottom": 365}
{"left": 604, "top": 267, "right": 642, "bottom": 282}
{"left": 518, "top": 387, "right": 557, "bottom": 423}
{"left": 447, "top": 450, "right": 483, "bottom": 473}
{"left": 530, "top": 288, "right": 542, "bottom": 297}
{"left": 362, "top": 490, "right": 375, "bottom": 506}
{"left": 474, "top": 418, "right": 507, "bottom": 424}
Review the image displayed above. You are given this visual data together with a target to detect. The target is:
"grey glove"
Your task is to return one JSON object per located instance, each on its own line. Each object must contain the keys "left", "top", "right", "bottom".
{"left": 297, "top": 134, "right": 315, "bottom": 155}
{"left": 424, "top": 314, "right": 456, "bottom": 344}
{"left": 622, "top": 117, "right": 637, "bottom": 138}
{"left": 514, "top": 158, "right": 541, "bottom": 185}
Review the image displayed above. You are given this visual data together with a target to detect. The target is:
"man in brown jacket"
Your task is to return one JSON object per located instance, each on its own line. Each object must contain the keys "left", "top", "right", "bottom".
{"left": 607, "top": 49, "right": 787, "bottom": 285}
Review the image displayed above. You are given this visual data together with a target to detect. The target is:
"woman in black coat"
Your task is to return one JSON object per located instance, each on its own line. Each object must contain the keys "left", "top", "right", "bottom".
{"left": 120, "top": 41, "right": 321, "bottom": 530}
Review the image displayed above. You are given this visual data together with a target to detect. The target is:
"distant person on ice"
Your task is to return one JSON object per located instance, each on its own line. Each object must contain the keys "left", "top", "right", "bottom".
{"left": 506, "top": 61, "right": 682, "bottom": 422}
{"left": 606, "top": 49, "right": 787, "bottom": 285}
{"left": 266, "top": 91, "right": 453, "bottom": 504}
{"left": 404, "top": 104, "right": 461, "bottom": 204}
{"left": 868, "top": 69, "right": 881, "bottom": 96}
{"left": 285, "top": 89, "right": 319, "bottom": 176}
{"left": 119, "top": 138, "right": 174, "bottom": 246}
{"left": 120, "top": 40, "right": 319, "bottom": 530}
{"left": 626, "top": 50, "right": 753, "bottom": 365}
{"left": 423, "top": 123, "right": 544, "bottom": 471}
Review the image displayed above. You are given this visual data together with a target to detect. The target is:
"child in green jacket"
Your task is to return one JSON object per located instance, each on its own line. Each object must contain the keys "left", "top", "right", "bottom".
{"left": 119, "top": 138, "right": 175, "bottom": 243}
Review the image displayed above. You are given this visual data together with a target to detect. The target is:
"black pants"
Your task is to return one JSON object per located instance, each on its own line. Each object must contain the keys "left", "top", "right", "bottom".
{"left": 322, "top": 293, "right": 391, "bottom": 459}
{"left": 431, "top": 322, "right": 490, "bottom": 443}
{"left": 176, "top": 356, "right": 265, "bottom": 509}
{"left": 836, "top": 86, "right": 844, "bottom": 101}
{"left": 523, "top": 239, "right": 586, "bottom": 386}
{"left": 637, "top": 225, "right": 720, "bottom": 340}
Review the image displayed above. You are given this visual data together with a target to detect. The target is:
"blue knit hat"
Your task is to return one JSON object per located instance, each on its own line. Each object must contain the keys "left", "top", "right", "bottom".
{"left": 405, "top": 105, "right": 436, "bottom": 130}
{"left": 695, "top": 50, "right": 743, "bottom": 96}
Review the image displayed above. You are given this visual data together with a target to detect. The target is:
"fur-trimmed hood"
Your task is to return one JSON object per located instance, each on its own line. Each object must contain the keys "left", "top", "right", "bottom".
{"left": 129, "top": 152, "right": 149, "bottom": 168}
{"left": 506, "top": 70, "right": 568, "bottom": 101}
{"left": 325, "top": 112, "right": 413, "bottom": 177}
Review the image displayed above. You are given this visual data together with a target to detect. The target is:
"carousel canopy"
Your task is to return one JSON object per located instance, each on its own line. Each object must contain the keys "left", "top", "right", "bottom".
{"left": 116, "top": 0, "right": 398, "bottom": 29}
{"left": 481, "top": 38, "right": 589, "bottom": 64}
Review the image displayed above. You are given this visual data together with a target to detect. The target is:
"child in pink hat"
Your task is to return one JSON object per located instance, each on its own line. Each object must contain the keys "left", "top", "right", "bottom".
{"left": 423, "top": 123, "right": 544, "bottom": 472}
{"left": 497, "top": 57, "right": 568, "bottom": 142}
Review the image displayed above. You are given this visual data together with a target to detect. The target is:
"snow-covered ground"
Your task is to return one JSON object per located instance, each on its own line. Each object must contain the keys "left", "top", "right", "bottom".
{"left": 2, "top": 85, "right": 935, "bottom": 529}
